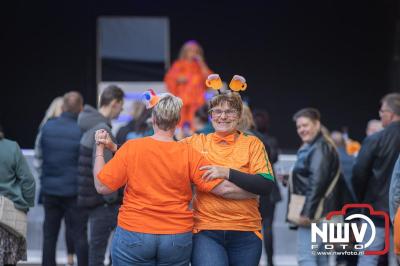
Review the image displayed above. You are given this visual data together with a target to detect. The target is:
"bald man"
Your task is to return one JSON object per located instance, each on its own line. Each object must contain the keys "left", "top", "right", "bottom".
{"left": 39, "top": 91, "right": 88, "bottom": 266}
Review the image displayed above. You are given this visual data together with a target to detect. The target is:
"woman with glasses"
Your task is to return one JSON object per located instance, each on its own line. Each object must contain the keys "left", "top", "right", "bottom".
{"left": 182, "top": 91, "right": 275, "bottom": 266}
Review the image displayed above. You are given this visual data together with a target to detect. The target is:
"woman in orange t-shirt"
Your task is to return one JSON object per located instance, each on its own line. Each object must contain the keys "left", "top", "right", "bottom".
{"left": 164, "top": 40, "right": 212, "bottom": 128}
{"left": 183, "top": 92, "right": 276, "bottom": 266}
{"left": 91, "top": 93, "right": 255, "bottom": 266}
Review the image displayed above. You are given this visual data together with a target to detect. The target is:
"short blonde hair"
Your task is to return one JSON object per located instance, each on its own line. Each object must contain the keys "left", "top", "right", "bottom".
{"left": 152, "top": 93, "right": 183, "bottom": 130}
{"left": 209, "top": 92, "right": 243, "bottom": 118}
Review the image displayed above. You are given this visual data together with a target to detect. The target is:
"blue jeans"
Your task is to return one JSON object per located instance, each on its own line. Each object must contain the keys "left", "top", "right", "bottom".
{"left": 357, "top": 226, "right": 386, "bottom": 266}
{"left": 111, "top": 226, "right": 192, "bottom": 266}
{"left": 191, "top": 230, "right": 262, "bottom": 266}
{"left": 297, "top": 226, "right": 329, "bottom": 266}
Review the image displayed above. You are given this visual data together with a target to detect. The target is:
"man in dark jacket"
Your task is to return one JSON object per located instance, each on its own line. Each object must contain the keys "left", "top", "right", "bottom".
{"left": 77, "top": 85, "right": 124, "bottom": 266}
{"left": 39, "top": 91, "right": 87, "bottom": 266}
{"left": 352, "top": 93, "right": 400, "bottom": 266}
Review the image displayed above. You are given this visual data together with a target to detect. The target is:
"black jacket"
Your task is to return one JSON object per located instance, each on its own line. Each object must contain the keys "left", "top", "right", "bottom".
{"left": 77, "top": 105, "right": 123, "bottom": 208}
{"left": 292, "top": 133, "right": 343, "bottom": 219}
{"left": 352, "top": 121, "right": 400, "bottom": 217}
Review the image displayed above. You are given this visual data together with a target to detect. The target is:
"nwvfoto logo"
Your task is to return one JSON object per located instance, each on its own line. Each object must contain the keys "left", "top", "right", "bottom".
{"left": 310, "top": 204, "right": 390, "bottom": 255}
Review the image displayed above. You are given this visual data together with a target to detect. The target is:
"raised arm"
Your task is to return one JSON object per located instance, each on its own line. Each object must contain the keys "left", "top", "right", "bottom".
{"left": 93, "top": 130, "right": 114, "bottom": 194}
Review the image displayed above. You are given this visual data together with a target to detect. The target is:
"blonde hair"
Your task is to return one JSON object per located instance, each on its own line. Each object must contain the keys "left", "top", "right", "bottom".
{"left": 40, "top": 96, "right": 63, "bottom": 128}
{"left": 152, "top": 93, "right": 183, "bottom": 130}
{"left": 237, "top": 104, "right": 256, "bottom": 131}
{"left": 131, "top": 101, "right": 146, "bottom": 119}
{"left": 209, "top": 92, "right": 243, "bottom": 118}
{"left": 178, "top": 40, "right": 204, "bottom": 60}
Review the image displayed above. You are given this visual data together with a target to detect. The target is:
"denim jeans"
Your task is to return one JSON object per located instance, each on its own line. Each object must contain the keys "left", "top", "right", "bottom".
{"left": 297, "top": 226, "right": 329, "bottom": 266}
{"left": 191, "top": 230, "right": 262, "bottom": 266}
{"left": 357, "top": 226, "right": 386, "bottom": 266}
{"left": 88, "top": 203, "right": 119, "bottom": 266}
{"left": 111, "top": 226, "right": 193, "bottom": 266}
{"left": 42, "top": 195, "right": 88, "bottom": 266}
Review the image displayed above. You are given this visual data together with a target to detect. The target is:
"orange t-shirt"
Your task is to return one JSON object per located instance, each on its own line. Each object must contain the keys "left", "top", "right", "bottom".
{"left": 97, "top": 137, "right": 222, "bottom": 234}
{"left": 184, "top": 132, "right": 274, "bottom": 231}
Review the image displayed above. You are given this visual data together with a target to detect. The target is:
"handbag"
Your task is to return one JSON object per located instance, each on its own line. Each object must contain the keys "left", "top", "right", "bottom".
{"left": 287, "top": 168, "right": 306, "bottom": 224}
{"left": 0, "top": 195, "right": 27, "bottom": 238}
{"left": 287, "top": 163, "right": 341, "bottom": 225}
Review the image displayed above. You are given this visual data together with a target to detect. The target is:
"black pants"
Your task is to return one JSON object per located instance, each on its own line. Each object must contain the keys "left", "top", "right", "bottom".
{"left": 87, "top": 203, "right": 119, "bottom": 266}
{"left": 42, "top": 195, "right": 88, "bottom": 266}
{"left": 261, "top": 198, "right": 276, "bottom": 266}
{"left": 65, "top": 211, "right": 74, "bottom": 255}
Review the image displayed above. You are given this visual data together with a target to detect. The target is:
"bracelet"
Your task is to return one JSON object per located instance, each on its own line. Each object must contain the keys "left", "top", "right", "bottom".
{"left": 96, "top": 154, "right": 104, "bottom": 157}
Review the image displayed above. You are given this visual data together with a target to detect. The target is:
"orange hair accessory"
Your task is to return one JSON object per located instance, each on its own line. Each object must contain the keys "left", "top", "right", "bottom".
{"left": 229, "top": 75, "right": 247, "bottom": 92}
{"left": 205, "top": 74, "right": 223, "bottom": 91}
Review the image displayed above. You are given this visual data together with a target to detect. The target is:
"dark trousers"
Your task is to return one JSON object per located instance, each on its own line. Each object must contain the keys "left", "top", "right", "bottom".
{"left": 262, "top": 201, "right": 276, "bottom": 266}
{"left": 65, "top": 212, "right": 74, "bottom": 255}
{"left": 42, "top": 195, "right": 88, "bottom": 266}
{"left": 87, "top": 203, "right": 119, "bottom": 266}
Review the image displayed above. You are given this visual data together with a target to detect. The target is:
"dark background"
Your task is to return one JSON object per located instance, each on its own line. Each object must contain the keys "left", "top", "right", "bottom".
{"left": 2, "top": 0, "right": 399, "bottom": 151}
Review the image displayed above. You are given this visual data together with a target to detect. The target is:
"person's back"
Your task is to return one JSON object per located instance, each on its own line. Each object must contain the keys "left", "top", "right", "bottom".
{"left": 77, "top": 104, "right": 120, "bottom": 207}
{"left": 331, "top": 131, "right": 357, "bottom": 202}
{"left": 0, "top": 125, "right": 35, "bottom": 265}
{"left": 99, "top": 137, "right": 219, "bottom": 233}
{"left": 41, "top": 111, "right": 82, "bottom": 196}
{"left": 76, "top": 85, "right": 125, "bottom": 266}
{"left": 0, "top": 138, "right": 35, "bottom": 210}
{"left": 39, "top": 91, "right": 89, "bottom": 266}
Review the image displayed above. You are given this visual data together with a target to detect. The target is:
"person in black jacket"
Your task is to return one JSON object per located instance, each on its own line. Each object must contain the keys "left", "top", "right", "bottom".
{"left": 242, "top": 107, "right": 281, "bottom": 266}
{"left": 77, "top": 85, "right": 124, "bottom": 266}
{"left": 39, "top": 91, "right": 88, "bottom": 266}
{"left": 291, "top": 108, "right": 341, "bottom": 266}
{"left": 352, "top": 93, "right": 400, "bottom": 266}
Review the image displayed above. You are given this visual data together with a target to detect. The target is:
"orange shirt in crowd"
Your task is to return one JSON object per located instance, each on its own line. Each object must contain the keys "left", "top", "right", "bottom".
{"left": 97, "top": 137, "right": 222, "bottom": 234}
{"left": 164, "top": 59, "right": 211, "bottom": 107}
{"left": 183, "top": 132, "right": 274, "bottom": 232}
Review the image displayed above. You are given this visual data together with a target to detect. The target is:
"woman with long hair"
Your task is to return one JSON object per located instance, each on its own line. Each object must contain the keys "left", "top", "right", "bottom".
{"left": 164, "top": 40, "right": 212, "bottom": 128}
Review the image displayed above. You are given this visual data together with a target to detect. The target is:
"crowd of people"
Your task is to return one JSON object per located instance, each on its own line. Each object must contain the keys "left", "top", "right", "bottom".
{"left": 0, "top": 40, "right": 399, "bottom": 266}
